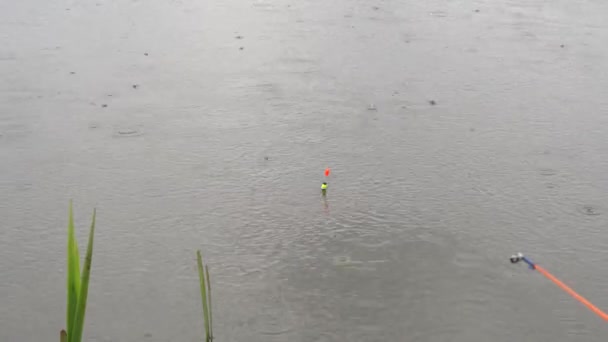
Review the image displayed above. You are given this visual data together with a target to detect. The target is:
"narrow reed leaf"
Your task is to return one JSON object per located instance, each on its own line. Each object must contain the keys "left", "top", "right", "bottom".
{"left": 205, "top": 265, "right": 213, "bottom": 341}
{"left": 197, "top": 251, "right": 211, "bottom": 342}
{"left": 66, "top": 201, "right": 81, "bottom": 339}
{"left": 70, "top": 209, "right": 96, "bottom": 342}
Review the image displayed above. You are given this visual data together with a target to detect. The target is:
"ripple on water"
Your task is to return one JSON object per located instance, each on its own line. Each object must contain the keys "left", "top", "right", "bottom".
{"left": 252, "top": 0, "right": 275, "bottom": 11}
{"left": 579, "top": 205, "right": 601, "bottom": 216}
{"left": 332, "top": 255, "right": 383, "bottom": 269}
{"left": 259, "top": 328, "right": 293, "bottom": 336}
{"left": 429, "top": 10, "right": 448, "bottom": 17}
{"left": 112, "top": 128, "right": 144, "bottom": 138}
{"left": 539, "top": 168, "right": 557, "bottom": 176}
{"left": 451, "top": 250, "right": 482, "bottom": 269}
{"left": 545, "top": 183, "right": 557, "bottom": 189}
{"left": 332, "top": 255, "right": 354, "bottom": 266}
{"left": 0, "top": 123, "right": 30, "bottom": 140}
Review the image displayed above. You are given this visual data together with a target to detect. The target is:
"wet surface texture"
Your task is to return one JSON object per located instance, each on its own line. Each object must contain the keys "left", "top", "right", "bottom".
{"left": 2, "top": 0, "right": 608, "bottom": 341}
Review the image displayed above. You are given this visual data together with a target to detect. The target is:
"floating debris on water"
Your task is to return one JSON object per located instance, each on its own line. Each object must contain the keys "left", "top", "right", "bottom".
{"left": 132, "top": 84, "right": 138, "bottom": 89}
{"left": 429, "top": 100, "right": 436, "bottom": 105}
{"left": 560, "top": 44, "right": 565, "bottom": 48}
{"left": 264, "top": 156, "right": 269, "bottom": 160}
{"left": 69, "top": 71, "right": 75, "bottom": 74}
{"left": 101, "top": 104, "right": 108, "bottom": 108}
{"left": 474, "top": 9, "right": 480, "bottom": 13}
{"left": 144, "top": 52, "right": 149, "bottom": 56}
{"left": 235, "top": 35, "right": 244, "bottom": 39}
{"left": 372, "top": 6, "right": 380, "bottom": 10}
{"left": 368, "top": 103, "right": 377, "bottom": 110}
{"left": 239, "top": 47, "right": 244, "bottom": 50}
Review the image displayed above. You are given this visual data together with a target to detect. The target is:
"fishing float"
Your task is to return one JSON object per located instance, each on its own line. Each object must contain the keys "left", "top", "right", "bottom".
{"left": 321, "top": 168, "right": 330, "bottom": 191}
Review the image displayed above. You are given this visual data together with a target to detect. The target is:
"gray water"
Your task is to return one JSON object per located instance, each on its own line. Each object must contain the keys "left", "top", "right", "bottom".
{"left": 2, "top": 0, "right": 608, "bottom": 341}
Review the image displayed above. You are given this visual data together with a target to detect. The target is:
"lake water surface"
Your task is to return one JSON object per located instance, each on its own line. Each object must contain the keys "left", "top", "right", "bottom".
{"left": 2, "top": 0, "right": 608, "bottom": 341}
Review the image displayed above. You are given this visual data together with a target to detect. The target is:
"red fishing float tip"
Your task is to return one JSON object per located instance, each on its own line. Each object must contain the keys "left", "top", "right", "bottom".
{"left": 324, "top": 168, "right": 331, "bottom": 177}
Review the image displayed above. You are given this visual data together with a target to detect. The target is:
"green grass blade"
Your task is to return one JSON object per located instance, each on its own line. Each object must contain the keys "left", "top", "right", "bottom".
{"left": 60, "top": 330, "right": 67, "bottom": 342}
{"left": 205, "top": 265, "right": 213, "bottom": 341}
{"left": 70, "top": 209, "right": 96, "bottom": 342}
{"left": 197, "top": 251, "right": 211, "bottom": 342}
{"left": 66, "top": 201, "right": 81, "bottom": 339}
